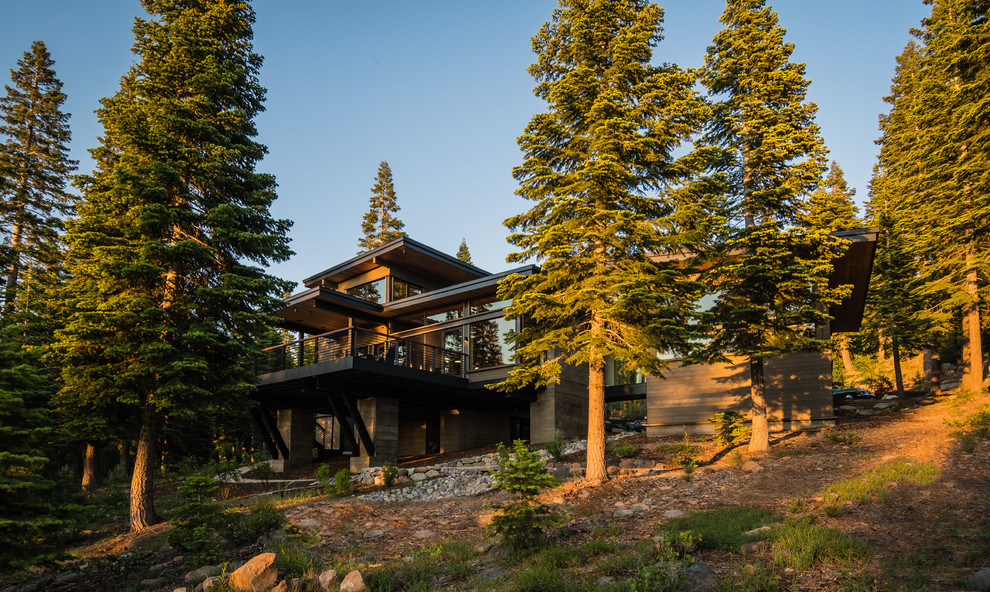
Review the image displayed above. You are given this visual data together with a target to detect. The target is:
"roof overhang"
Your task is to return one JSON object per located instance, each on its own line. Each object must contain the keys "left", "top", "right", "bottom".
{"left": 829, "top": 227, "right": 879, "bottom": 333}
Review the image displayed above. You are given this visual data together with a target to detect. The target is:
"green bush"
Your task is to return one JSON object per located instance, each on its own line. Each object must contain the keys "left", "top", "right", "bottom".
{"left": 334, "top": 468, "right": 353, "bottom": 496}
{"left": 612, "top": 443, "right": 636, "bottom": 458}
{"left": 824, "top": 432, "right": 861, "bottom": 445}
{"left": 546, "top": 430, "right": 566, "bottom": 462}
{"left": 315, "top": 463, "right": 332, "bottom": 493}
{"left": 167, "top": 473, "right": 224, "bottom": 568}
{"left": 485, "top": 439, "right": 565, "bottom": 549}
{"left": 382, "top": 461, "right": 398, "bottom": 488}
{"left": 708, "top": 411, "right": 751, "bottom": 446}
{"left": 852, "top": 354, "right": 892, "bottom": 393}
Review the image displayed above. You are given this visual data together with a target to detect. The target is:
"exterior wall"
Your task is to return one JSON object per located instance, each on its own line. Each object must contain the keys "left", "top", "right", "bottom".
{"left": 529, "top": 360, "right": 589, "bottom": 444}
{"left": 646, "top": 352, "right": 834, "bottom": 437}
{"left": 274, "top": 408, "right": 314, "bottom": 471}
{"left": 397, "top": 405, "right": 442, "bottom": 456}
{"left": 439, "top": 409, "right": 510, "bottom": 452}
{"left": 350, "top": 397, "right": 399, "bottom": 471}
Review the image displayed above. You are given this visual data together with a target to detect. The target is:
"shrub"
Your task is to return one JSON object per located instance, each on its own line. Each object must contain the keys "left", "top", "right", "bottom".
{"left": 708, "top": 411, "right": 752, "bottom": 446}
{"left": 167, "top": 473, "right": 224, "bottom": 568}
{"left": 612, "top": 443, "right": 636, "bottom": 458}
{"left": 852, "top": 354, "right": 892, "bottom": 393}
{"left": 629, "top": 532, "right": 697, "bottom": 592}
{"left": 334, "top": 469, "right": 353, "bottom": 496}
{"left": 546, "top": 430, "right": 566, "bottom": 462}
{"left": 382, "top": 461, "right": 398, "bottom": 488}
{"left": 485, "top": 439, "right": 565, "bottom": 549}
{"left": 824, "top": 432, "right": 861, "bottom": 445}
{"left": 315, "top": 463, "right": 333, "bottom": 493}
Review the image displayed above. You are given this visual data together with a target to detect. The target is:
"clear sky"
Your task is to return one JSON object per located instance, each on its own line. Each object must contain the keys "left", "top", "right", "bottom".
{"left": 0, "top": 1, "right": 931, "bottom": 289}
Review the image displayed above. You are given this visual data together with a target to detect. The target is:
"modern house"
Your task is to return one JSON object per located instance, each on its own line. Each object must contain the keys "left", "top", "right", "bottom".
{"left": 253, "top": 230, "right": 876, "bottom": 471}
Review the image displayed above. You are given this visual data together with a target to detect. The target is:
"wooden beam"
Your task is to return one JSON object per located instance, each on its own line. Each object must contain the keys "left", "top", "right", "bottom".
{"left": 343, "top": 393, "right": 376, "bottom": 457}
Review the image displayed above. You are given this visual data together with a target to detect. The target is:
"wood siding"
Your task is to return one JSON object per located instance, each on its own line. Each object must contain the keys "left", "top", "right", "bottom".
{"left": 646, "top": 352, "right": 834, "bottom": 436}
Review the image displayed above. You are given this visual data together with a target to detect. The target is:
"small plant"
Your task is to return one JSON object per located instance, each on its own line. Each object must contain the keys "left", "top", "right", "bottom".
{"left": 681, "top": 457, "right": 698, "bottom": 481}
{"left": 949, "top": 404, "right": 990, "bottom": 453}
{"left": 274, "top": 538, "right": 316, "bottom": 578}
{"left": 659, "top": 507, "right": 777, "bottom": 551}
{"left": 315, "top": 463, "right": 333, "bottom": 493}
{"left": 251, "top": 462, "right": 275, "bottom": 482}
{"left": 822, "top": 459, "right": 939, "bottom": 504}
{"left": 708, "top": 411, "right": 752, "bottom": 446}
{"left": 167, "top": 472, "right": 224, "bottom": 568}
{"left": 333, "top": 468, "right": 353, "bottom": 496}
{"left": 612, "top": 443, "right": 636, "bottom": 458}
{"left": 824, "top": 431, "right": 861, "bottom": 445}
{"left": 546, "top": 430, "right": 566, "bottom": 462}
{"left": 767, "top": 518, "right": 872, "bottom": 570}
{"left": 485, "top": 439, "right": 565, "bottom": 549}
{"left": 382, "top": 461, "right": 398, "bottom": 488}
{"left": 629, "top": 532, "right": 697, "bottom": 592}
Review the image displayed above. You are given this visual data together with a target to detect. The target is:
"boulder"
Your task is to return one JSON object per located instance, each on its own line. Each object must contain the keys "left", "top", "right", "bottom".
{"left": 198, "top": 576, "right": 222, "bottom": 592}
{"left": 228, "top": 553, "right": 278, "bottom": 592}
{"left": 412, "top": 529, "right": 436, "bottom": 539}
{"left": 185, "top": 565, "right": 224, "bottom": 584}
{"left": 339, "top": 570, "right": 367, "bottom": 592}
{"left": 317, "top": 569, "right": 341, "bottom": 590}
{"left": 679, "top": 562, "right": 718, "bottom": 592}
{"left": 271, "top": 582, "right": 290, "bottom": 592}
{"left": 741, "top": 461, "right": 762, "bottom": 473}
{"left": 969, "top": 568, "right": 990, "bottom": 592}
{"left": 663, "top": 509, "right": 687, "bottom": 518}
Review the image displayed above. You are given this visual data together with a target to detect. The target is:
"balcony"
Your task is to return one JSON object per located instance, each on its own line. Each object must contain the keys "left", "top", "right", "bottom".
{"left": 257, "top": 326, "right": 468, "bottom": 380}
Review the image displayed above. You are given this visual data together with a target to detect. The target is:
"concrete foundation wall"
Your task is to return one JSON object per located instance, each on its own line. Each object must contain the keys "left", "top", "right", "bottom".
{"left": 529, "top": 360, "right": 589, "bottom": 444}
{"left": 274, "top": 408, "right": 313, "bottom": 471}
{"left": 645, "top": 352, "right": 834, "bottom": 436}
{"left": 397, "top": 406, "right": 429, "bottom": 456}
{"left": 350, "top": 397, "right": 399, "bottom": 472}
{"left": 439, "top": 409, "right": 510, "bottom": 453}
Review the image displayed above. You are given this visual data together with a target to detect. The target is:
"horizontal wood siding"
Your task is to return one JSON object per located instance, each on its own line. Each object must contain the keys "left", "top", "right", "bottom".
{"left": 646, "top": 352, "right": 833, "bottom": 436}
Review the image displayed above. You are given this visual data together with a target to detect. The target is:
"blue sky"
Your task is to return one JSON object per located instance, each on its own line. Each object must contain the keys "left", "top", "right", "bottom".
{"left": 0, "top": 1, "right": 931, "bottom": 288}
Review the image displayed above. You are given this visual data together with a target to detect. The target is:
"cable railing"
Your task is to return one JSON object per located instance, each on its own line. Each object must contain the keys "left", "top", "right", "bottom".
{"left": 257, "top": 327, "right": 468, "bottom": 378}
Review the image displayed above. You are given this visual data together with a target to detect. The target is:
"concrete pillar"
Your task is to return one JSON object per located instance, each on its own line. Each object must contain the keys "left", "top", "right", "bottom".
{"left": 350, "top": 397, "right": 399, "bottom": 472}
{"left": 529, "top": 360, "right": 588, "bottom": 444}
{"left": 274, "top": 408, "right": 313, "bottom": 472}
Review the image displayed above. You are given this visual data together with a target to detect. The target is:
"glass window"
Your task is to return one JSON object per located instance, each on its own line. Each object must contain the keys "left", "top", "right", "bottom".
{"left": 346, "top": 278, "right": 386, "bottom": 304}
{"left": 469, "top": 295, "right": 510, "bottom": 316}
{"left": 392, "top": 278, "right": 423, "bottom": 301}
{"left": 470, "top": 316, "right": 515, "bottom": 370}
{"left": 425, "top": 304, "right": 463, "bottom": 325}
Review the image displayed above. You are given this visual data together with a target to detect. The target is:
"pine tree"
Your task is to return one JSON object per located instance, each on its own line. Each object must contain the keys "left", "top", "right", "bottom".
{"left": 456, "top": 238, "right": 472, "bottom": 264}
{"left": 54, "top": 0, "right": 292, "bottom": 531}
{"left": 802, "top": 161, "right": 859, "bottom": 232}
{"left": 0, "top": 41, "right": 77, "bottom": 326}
{"left": 357, "top": 160, "right": 404, "bottom": 252}
{"left": 499, "top": 0, "right": 708, "bottom": 482}
{"left": 0, "top": 340, "right": 70, "bottom": 570}
{"left": 905, "top": 0, "right": 989, "bottom": 392}
{"left": 697, "top": 0, "right": 846, "bottom": 452}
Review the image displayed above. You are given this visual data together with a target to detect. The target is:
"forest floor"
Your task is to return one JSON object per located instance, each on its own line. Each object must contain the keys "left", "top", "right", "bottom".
{"left": 3, "top": 386, "right": 989, "bottom": 592}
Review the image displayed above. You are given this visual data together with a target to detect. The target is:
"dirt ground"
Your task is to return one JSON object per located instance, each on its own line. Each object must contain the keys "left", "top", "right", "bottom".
{"left": 5, "top": 388, "right": 988, "bottom": 592}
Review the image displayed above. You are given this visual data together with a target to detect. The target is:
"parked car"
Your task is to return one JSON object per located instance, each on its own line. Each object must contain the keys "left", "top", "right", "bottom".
{"left": 832, "top": 387, "right": 876, "bottom": 405}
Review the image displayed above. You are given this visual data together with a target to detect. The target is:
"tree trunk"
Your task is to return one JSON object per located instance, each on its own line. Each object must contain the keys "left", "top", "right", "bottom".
{"left": 961, "top": 260, "right": 983, "bottom": 392}
{"left": 891, "top": 334, "right": 905, "bottom": 398}
{"left": 839, "top": 337, "right": 854, "bottom": 381}
{"left": 3, "top": 221, "right": 23, "bottom": 319}
{"left": 130, "top": 402, "right": 161, "bottom": 532}
{"left": 585, "top": 357, "right": 607, "bottom": 483}
{"left": 748, "top": 357, "right": 770, "bottom": 453}
{"left": 930, "top": 349, "right": 942, "bottom": 395}
{"left": 119, "top": 441, "right": 131, "bottom": 478}
{"left": 877, "top": 329, "right": 886, "bottom": 365}
{"left": 81, "top": 442, "right": 98, "bottom": 491}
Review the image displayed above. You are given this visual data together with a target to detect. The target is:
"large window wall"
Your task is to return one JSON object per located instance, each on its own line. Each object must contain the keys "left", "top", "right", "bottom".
{"left": 345, "top": 276, "right": 423, "bottom": 305}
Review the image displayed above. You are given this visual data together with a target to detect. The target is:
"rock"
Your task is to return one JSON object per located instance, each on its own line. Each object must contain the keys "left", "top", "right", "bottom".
{"left": 228, "top": 553, "right": 278, "bottom": 592}
{"left": 410, "top": 472, "right": 427, "bottom": 482}
{"left": 412, "top": 529, "right": 436, "bottom": 539}
{"left": 741, "top": 461, "right": 763, "bottom": 473}
{"left": 425, "top": 470, "right": 440, "bottom": 478}
{"left": 663, "top": 509, "right": 687, "bottom": 518}
{"left": 838, "top": 405, "right": 859, "bottom": 412}
{"left": 552, "top": 466, "right": 571, "bottom": 480}
{"left": 478, "top": 566, "right": 507, "bottom": 579}
{"left": 54, "top": 574, "right": 81, "bottom": 585}
{"left": 127, "top": 532, "right": 160, "bottom": 551}
{"left": 294, "top": 518, "right": 321, "bottom": 531}
{"left": 185, "top": 565, "right": 224, "bottom": 584}
{"left": 613, "top": 509, "right": 635, "bottom": 518}
{"left": 339, "top": 570, "right": 366, "bottom": 592}
{"left": 630, "top": 504, "right": 649, "bottom": 512}
{"left": 271, "top": 582, "right": 290, "bottom": 592}
{"left": 740, "top": 541, "right": 766, "bottom": 555}
{"left": 363, "top": 529, "right": 385, "bottom": 539}
{"left": 173, "top": 588, "right": 188, "bottom": 592}
{"left": 857, "top": 409, "right": 879, "bottom": 416}
{"left": 742, "top": 525, "right": 771, "bottom": 537}
{"left": 140, "top": 578, "right": 162, "bottom": 589}
{"left": 597, "top": 576, "right": 616, "bottom": 587}
{"left": 317, "top": 569, "right": 341, "bottom": 590}
{"left": 619, "top": 459, "right": 637, "bottom": 469}
{"left": 969, "top": 568, "right": 990, "bottom": 592}
{"left": 199, "top": 576, "right": 222, "bottom": 592}
{"left": 873, "top": 401, "right": 896, "bottom": 410}
{"left": 679, "top": 562, "right": 718, "bottom": 592}
{"left": 941, "top": 362, "right": 956, "bottom": 373}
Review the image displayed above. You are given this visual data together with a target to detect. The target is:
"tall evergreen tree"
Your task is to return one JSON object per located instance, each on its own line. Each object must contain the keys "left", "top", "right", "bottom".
{"left": 802, "top": 161, "right": 859, "bottom": 232}
{"left": 54, "top": 0, "right": 292, "bottom": 531}
{"left": 357, "top": 160, "right": 404, "bottom": 252}
{"left": 499, "top": 0, "right": 708, "bottom": 482}
{"left": 905, "top": 0, "right": 989, "bottom": 392}
{"left": 697, "top": 0, "right": 846, "bottom": 452}
{"left": 0, "top": 340, "right": 70, "bottom": 570}
{"left": 456, "top": 238, "right": 472, "bottom": 264}
{"left": 0, "top": 40, "right": 76, "bottom": 326}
